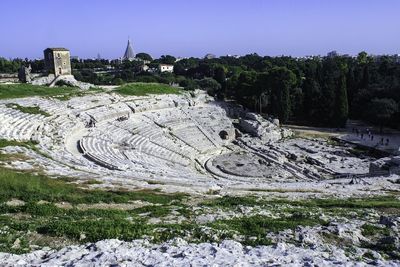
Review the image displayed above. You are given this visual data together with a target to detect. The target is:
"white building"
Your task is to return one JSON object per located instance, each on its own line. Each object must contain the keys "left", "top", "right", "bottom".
{"left": 158, "top": 64, "right": 174, "bottom": 73}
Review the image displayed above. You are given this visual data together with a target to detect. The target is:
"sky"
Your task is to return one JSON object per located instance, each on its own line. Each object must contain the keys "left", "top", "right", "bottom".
{"left": 0, "top": 0, "right": 399, "bottom": 59}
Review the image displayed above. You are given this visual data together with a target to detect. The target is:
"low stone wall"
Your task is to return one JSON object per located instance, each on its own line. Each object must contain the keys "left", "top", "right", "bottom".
{"left": 0, "top": 73, "right": 18, "bottom": 83}
{"left": 369, "top": 156, "right": 400, "bottom": 175}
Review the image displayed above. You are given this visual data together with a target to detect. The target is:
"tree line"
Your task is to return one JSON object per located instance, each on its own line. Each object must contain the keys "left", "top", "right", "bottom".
{"left": 1, "top": 52, "right": 399, "bottom": 129}
{"left": 174, "top": 52, "right": 399, "bottom": 129}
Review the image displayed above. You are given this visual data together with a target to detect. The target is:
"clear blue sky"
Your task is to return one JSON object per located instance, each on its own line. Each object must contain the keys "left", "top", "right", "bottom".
{"left": 1, "top": 0, "right": 399, "bottom": 59}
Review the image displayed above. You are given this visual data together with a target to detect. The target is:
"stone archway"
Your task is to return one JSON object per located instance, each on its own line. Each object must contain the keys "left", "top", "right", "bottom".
{"left": 219, "top": 130, "right": 229, "bottom": 140}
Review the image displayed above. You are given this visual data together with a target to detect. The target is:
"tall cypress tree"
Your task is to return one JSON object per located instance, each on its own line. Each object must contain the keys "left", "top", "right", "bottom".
{"left": 213, "top": 66, "right": 226, "bottom": 99}
{"left": 268, "top": 67, "right": 296, "bottom": 123}
{"left": 334, "top": 73, "right": 349, "bottom": 127}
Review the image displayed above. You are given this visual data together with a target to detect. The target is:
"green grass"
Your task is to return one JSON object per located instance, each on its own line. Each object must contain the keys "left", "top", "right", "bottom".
{"left": 293, "top": 196, "right": 400, "bottom": 209}
{"left": 361, "top": 224, "right": 390, "bottom": 237}
{"left": 0, "top": 139, "right": 40, "bottom": 161}
{"left": 326, "top": 138, "right": 342, "bottom": 146}
{"left": 0, "top": 179, "right": 399, "bottom": 254}
{"left": 0, "top": 84, "right": 78, "bottom": 99}
{"left": 5, "top": 103, "right": 50, "bottom": 117}
{"left": 0, "top": 165, "right": 399, "bottom": 255}
{"left": 0, "top": 203, "right": 149, "bottom": 252}
{"left": 37, "top": 218, "right": 202, "bottom": 244}
{"left": 80, "top": 179, "right": 103, "bottom": 185}
{"left": 0, "top": 216, "right": 31, "bottom": 254}
{"left": 132, "top": 205, "right": 171, "bottom": 217}
{"left": 0, "top": 202, "right": 194, "bottom": 246}
{"left": 210, "top": 213, "right": 326, "bottom": 246}
{"left": 0, "top": 167, "right": 186, "bottom": 205}
{"left": 202, "top": 195, "right": 259, "bottom": 208}
{"left": 0, "top": 139, "right": 53, "bottom": 161}
{"left": 203, "top": 195, "right": 400, "bottom": 210}
{"left": 38, "top": 219, "right": 149, "bottom": 242}
{"left": 0, "top": 139, "right": 38, "bottom": 149}
{"left": 0, "top": 84, "right": 101, "bottom": 100}
{"left": 0, "top": 167, "right": 190, "bottom": 252}
{"left": 114, "top": 82, "right": 181, "bottom": 96}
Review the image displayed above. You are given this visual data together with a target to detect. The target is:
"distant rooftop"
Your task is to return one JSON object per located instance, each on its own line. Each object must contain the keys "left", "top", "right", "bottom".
{"left": 44, "top": 48, "right": 70, "bottom": 51}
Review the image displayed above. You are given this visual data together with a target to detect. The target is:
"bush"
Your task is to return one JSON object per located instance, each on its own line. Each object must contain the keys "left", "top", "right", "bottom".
{"left": 113, "top": 78, "right": 124, "bottom": 85}
{"left": 179, "top": 79, "right": 198, "bottom": 90}
{"left": 197, "top": 78, "right": 221, "bottom": 95}
{"left": 134, "top": 75, "right": 159, "bottom": 83}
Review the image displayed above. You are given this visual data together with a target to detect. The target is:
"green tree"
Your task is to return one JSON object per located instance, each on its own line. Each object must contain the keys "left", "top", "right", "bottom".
{"left": 159, "top": 55, "right": 176, "bottom": 65}
{"left": 198, "top": 78, "right": 221, "bottom": 96}
{"left": 159, "top": 72, "right": 176, "bottom": 84}
{"left": 333, "top": 72, "right": 349, "bottom": 127}
{"left": 173, "top": 62, "right": 186, "bottom": 75}
{"left": 236, "top": 71, "right": 258, "bottom": 99}
{"left": 367, "top": 98, "right": 398, "bottom": 133}
{"left": 0, "top": 58, "right": 21, "bottom": 73}
{"left": 213, "top": 66, "right": 226, "bottom": 99}
{"left": 290, "top": 87, "right": 304, "bottom": 120}
{"left": 179, "top": 79, "right": 198, "bottom": 91}
{"left": 268, "top": 67, "right": 296, "bottom": 123}
{"left": 113, "top": 78, "right": 124, "bottom": 85}
{"left": 136, "top": 53, "right": 153, "bottom": 61}
{"left": 360, "top": 65, "right": 369, "bottom": 89}
{"left": 357, "top": 51, "right": 369, "bottom": 65}
{"left": 254, "top": 72, "right": 270, "bottom": 114}
{"left": 302, "top": 78, "right": 321, "bottom": 123}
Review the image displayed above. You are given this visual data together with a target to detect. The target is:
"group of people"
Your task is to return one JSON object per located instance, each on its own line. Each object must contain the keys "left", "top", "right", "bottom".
{"left": 352, "top": 128, "right": 390, "bottom": 146}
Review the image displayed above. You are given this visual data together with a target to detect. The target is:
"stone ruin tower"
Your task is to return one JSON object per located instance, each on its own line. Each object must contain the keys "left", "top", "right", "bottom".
{"left": 18, "top": 64, "right": 32, "bottom": 83}
{"left": 44, "top": 48, "right": 72, "bottom": 76}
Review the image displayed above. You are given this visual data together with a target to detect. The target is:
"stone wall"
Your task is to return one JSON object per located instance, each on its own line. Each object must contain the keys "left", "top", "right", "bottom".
{"left": 369, "top": 156, "right": 400, "bottom": 175}
{"left": 0, "top": 73, "right": 18, "bottom": 83}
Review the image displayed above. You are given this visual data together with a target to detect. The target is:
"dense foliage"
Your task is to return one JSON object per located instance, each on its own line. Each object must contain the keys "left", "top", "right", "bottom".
{"left": 0, "top": 58, "right": 44, "bottom": 73}
{"left": 174, "top": 53, "right": 400, "bottom": 128}
{"left": 1, "top": 52, "right": 399, "bottom": 128}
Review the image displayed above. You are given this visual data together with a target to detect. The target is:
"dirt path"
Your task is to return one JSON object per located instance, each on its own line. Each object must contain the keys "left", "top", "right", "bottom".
{"left": 285, "top": 120, "right": 400, "bottom": 155}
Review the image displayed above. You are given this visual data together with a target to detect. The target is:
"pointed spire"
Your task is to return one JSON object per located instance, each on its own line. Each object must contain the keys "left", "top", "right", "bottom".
{"left": 123, "top": 37, "right": 135, "bottom": 60}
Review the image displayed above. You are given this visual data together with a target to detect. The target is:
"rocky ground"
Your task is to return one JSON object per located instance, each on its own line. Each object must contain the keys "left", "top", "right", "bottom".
{"left": 0, "top": 186, "right": 399, "bottom": 266}
{"left": 1, "top": 238, "right": 399, "bottom": 267}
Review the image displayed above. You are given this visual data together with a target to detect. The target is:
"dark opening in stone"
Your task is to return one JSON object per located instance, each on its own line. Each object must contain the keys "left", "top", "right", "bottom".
{"left": 219, "top": 130, "right": 229, "bottom": 140}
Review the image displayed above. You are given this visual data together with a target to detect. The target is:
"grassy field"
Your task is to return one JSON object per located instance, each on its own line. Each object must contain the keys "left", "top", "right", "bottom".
{"left": 114, "top": 83, "right": 181, "bottom": 96}
{"left": 0, "top": 164, "right": 189, "bottom": 253}
{"left": 0, "top": 139, "right": 38, "bottom": 149}
{"left": 0, "top": 84, "right": 100, "bottom": 100}
{"left": 5, "top": 103, "right": 50, "bottom": 117}
{"left": 0, "top": 139, "right": 53, "bottom": 161}
{"left": 0, "top": 165, "right": 398, "bottom": 255}
{"left": 0, "top": 141, "right": 399, "bottom": 257}
{"left": 0, "top": 168, "right": 185, "bottom": 205}
{"left": 0, "top": 82, "right": 176, "bottom": 100}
